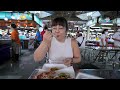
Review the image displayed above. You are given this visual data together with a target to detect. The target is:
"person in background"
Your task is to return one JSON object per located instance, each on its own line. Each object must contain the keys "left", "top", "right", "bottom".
{"left": 76, "top": 33, "right": 85, "bottom": 48}
{"left": 34, "top": 17, "right": 81, "bottom": 67}
{"left": 10, "top": 23, "right": 21, "bottom": 62}
{"left": 35, "top": 27, "right": 42, "bottom": 47}
{"left": 112, "top": 26, "right": 120, "bottom": 48}
{"left": 25, "top": 30, "right": 29, "bottom": 38}
{"left": 30, "top": 33, "right": 35, "bottom": 39}
{"left": 19, "top": 31, "right": 26, "bottom": 40}
{"left": 41, "top": 25, "right": 48, "bottom": 40}
{"left": 100, "top": 29, "right": 108, "bottom": 49}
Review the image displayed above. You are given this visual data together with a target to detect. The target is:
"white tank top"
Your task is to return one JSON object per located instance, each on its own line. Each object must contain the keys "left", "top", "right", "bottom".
{"left": 48, "top": 37, "right": 73, "bottom": 64}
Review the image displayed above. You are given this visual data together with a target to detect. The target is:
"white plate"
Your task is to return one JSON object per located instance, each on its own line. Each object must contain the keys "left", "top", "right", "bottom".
{"left": 76, "top": 72, "right": 103, "bottom": 79}
{"left": 42, "top": 64, "right": 67, "bottom": 71}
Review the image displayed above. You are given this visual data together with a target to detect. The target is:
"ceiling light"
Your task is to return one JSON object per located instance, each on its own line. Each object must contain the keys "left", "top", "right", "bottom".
{"left": 101, "top": 23, "right": 113, "bottom": 25}
{"left": 108, "top": 30, "right": 114, "bottom": 31}
{"left": 102, "top": 27, "right": 111, "bottom": 29}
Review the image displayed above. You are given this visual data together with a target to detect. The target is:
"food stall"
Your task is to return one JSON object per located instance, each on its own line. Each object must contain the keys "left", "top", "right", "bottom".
{"left": 0, "top": 11, "right": 44, "bottom": 64}
{"left": 0, "top": 11, "right": 43, "bottom": 49}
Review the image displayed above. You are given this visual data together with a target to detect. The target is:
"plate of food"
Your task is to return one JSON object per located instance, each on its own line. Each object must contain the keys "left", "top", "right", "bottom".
{"left": 55, "top": 66, "right": 75, "bottom": 79}
{"left": 29, "top": 64, "right": 75, "bottom": 79}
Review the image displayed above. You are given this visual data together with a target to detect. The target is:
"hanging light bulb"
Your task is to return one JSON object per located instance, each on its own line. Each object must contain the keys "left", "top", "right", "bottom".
{"left": 4, "top": 12, "right": 8, "bottom": 21}
{"left": 11, "top": 16, "right": 15, "bottom": 19}
{"left": 4, "top": 17, "right": 8, "bottom": 21}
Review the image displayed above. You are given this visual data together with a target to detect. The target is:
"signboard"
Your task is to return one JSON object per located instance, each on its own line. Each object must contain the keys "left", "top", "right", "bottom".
{"left": 0, "top": 12, "right": 32, "bottom": 20}
{"left": 34, "top": 15, "right": 43, "bottom": 27}
{"left": 99, "top": 17, "right": 112, "bottom": 23}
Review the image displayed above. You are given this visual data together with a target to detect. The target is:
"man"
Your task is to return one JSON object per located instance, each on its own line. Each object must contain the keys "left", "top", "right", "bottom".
{"left": 10, "top": 23, "right": 21, "bottom": 62}
{"left": 112, "top": 27, "right": 120, "bottom": 48}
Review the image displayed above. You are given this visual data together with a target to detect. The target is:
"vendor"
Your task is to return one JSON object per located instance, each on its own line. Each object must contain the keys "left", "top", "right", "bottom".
{"left": 34, "top": 17, "right": 81, "bottom": 66}
{"left": 10, "top": 23, "right": 21, "bottom": 62}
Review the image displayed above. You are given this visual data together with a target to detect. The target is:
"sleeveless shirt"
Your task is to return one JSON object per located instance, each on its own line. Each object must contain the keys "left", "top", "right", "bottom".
{"left": 48, "top": 37, "right": 73, "bottom": 64}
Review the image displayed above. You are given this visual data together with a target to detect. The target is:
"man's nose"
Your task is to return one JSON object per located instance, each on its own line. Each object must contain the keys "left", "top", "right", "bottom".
{"left": 55, "top": 28, "right": 59, "bottom": 32}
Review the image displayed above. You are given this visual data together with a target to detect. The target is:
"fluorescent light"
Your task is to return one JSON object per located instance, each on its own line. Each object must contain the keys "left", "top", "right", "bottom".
{"left": 95, "top": 29, "right": 103, "bottom": 31}
{"left": 108, "top": 30, "right": 114, "bottom": 31}
{"left": 102, "top": 27, "right": 111, "bottom": 29}
{"left": 101, "top": 23, "right": 113, "bottom": 25}
{"left": 74, "top": 25, "right": 78, "bottom": 27}
{"left": 90, "top": 29, "right": 94, "bottom": 31}
{"left": 90, "top": 27, "right": 100, "bottom": 28}
{"left": 91, "top": 26, "right": 111, "bottom": 29}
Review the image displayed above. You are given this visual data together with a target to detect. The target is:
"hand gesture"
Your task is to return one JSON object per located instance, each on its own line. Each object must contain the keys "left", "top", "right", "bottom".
{"left": 63, "top": 58, "right": 73, "bottom": 67}
{"left": 43, "top": 31, "right": 53, "bottom": 45}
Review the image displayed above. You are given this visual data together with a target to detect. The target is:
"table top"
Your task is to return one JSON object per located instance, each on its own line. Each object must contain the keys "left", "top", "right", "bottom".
{"left": 77, "top": 69, "right": 120, "bottom": 79}
{"left": 29, "top": 68, "right": 120, "bottom": 79}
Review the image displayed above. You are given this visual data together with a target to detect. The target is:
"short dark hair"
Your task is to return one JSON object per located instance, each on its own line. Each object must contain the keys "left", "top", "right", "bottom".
{"left": 51, "top": 17, "right": 68, "bottom": 31}
{"left": 11, "top": 23, "right": 17, "bottom": 29}
{"left": 102, "top": 29, "right": 108, "bottom": 34}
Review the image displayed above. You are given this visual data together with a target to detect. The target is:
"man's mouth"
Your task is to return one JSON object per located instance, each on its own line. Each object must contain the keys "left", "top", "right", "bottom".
{"left": 56, "top": 35, "right": 59, "bottom": 37}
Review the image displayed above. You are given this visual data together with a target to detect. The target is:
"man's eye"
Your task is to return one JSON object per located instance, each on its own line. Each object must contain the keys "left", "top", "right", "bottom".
{"left": 59, "top": 28, "right": 63, "bottom": 29}
{"left": 53, "top": 28, "right": 56, "bottom": 29}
